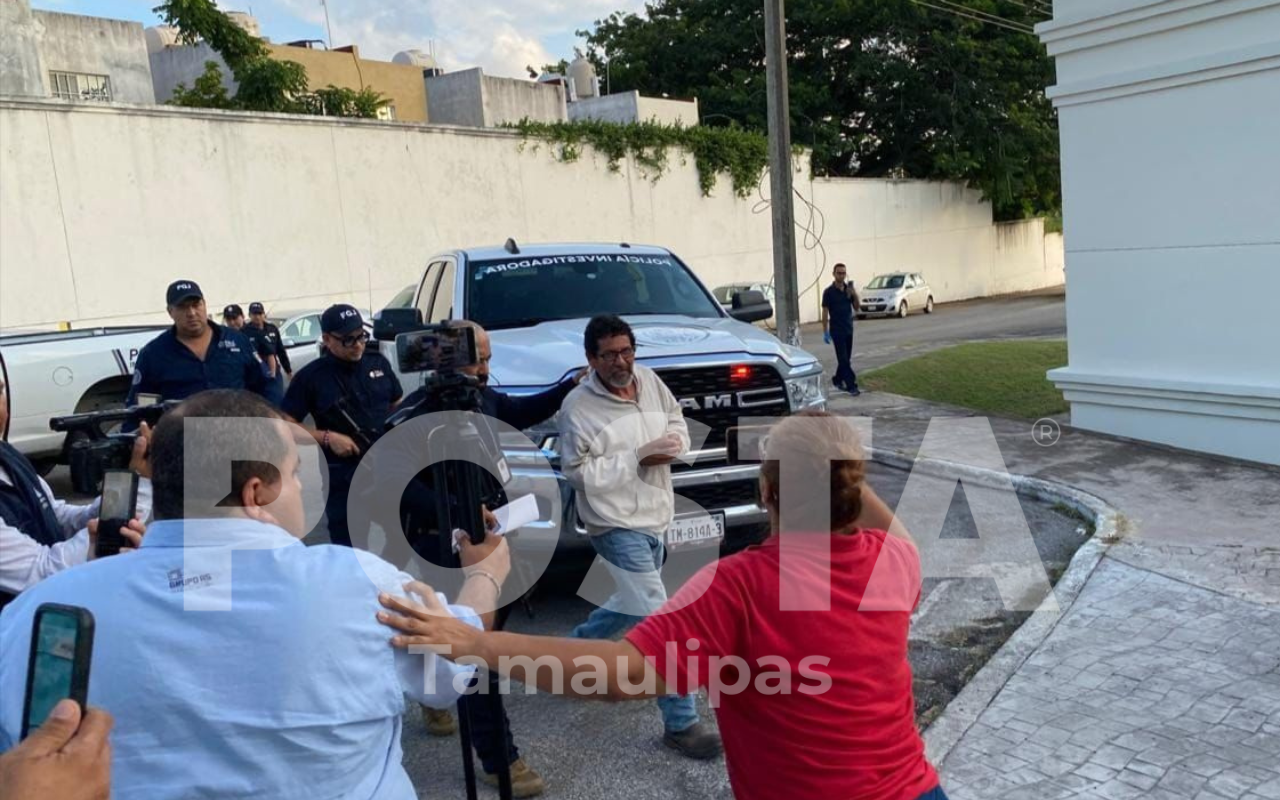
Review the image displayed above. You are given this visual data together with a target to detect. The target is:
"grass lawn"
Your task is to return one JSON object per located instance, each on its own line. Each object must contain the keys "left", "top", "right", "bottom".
{"left": 863, "top": 340, "right": 1069, "bottom": 420}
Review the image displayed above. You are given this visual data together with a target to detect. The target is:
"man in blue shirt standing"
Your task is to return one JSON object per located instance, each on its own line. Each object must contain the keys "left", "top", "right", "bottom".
{"left": 125, "top": 281, "right": 270, "bottom": 407}
{"left": 0, "top": 389, "right": 510, "bottom": 799}
{"left": 821, "top": 263, "right": 861, "bottom": 396}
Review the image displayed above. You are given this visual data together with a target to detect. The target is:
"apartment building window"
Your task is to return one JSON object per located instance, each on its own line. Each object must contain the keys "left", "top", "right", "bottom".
{"left": 377, "top": 105, "right": 397, "bottom": 121}
{"left": 50, "top": 71, "right": 113, "bottom": 102}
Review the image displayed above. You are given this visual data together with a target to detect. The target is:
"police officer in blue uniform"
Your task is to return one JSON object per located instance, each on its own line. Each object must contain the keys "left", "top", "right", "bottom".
{"left": 246, "top": 302, "right": 290, "bottom": 405}
{"left": 280, "top": 304, "right": 402, "bottom": 548}
{"left": 126, "top": 281, "right": 270, "bottom": 407}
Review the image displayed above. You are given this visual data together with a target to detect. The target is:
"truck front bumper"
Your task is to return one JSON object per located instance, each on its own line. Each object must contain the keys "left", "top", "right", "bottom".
{"left": 502, "top": 456, "right": 768, "bottom": 556}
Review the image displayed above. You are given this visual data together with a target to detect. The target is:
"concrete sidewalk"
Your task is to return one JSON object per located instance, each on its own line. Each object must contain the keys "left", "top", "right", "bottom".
{"left": 827, "top": 390, "right": 1280, "bottom": 800}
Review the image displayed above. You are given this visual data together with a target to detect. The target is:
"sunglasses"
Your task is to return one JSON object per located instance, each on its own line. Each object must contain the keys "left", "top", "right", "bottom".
{"left": 335, "top": 331, "right": 369, "bottom": 347}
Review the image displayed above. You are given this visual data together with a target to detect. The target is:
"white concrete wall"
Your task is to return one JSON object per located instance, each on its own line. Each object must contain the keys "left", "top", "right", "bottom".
{"left": 424, "top": 68, "right": 486, "bottom": 128}
{"left": 32, "top": 10, "right": 154, "bottom": 104}
{"left": 480, "top": 74, "right": 566, "bottom": 126}
{"left": 636, "top": 96, "right": 699, "bottom": 126}
{"left": 0, "top": 0, "right": 47, "bottom": 98}
{"left": 0, "top": 98, "right": 1063, "bottom": 334}
{"left": 426, "top": 68, "right": 567, "bottom": 127}
{"left": 569, "top": 92, "right": 700, "bottom": 126}
{"left": 1038, "top": 0, "right": 1280, "bottom": 465}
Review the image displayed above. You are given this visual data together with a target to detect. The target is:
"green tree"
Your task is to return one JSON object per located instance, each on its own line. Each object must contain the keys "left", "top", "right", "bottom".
{"left": 169, "top": 61, "right": 232, "bottom": 109}
{"left": 313, "top": 85, "right": 390, "bottom": 118}
{"left": 154, "top": 0, "right": 388, "bottom": 119}
{"left": 581, "top": 0, "right": 1059, "bottom": 219}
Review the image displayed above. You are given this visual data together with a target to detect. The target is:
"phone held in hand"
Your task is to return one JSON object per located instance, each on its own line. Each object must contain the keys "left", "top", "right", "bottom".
{"left": 21, "top": 603, "right": 94, "bottom": 738}
{"left": 96, "top": 469, "right": 139, "bottom": 558}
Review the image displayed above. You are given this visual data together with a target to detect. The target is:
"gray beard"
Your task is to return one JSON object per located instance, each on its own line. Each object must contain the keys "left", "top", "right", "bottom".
{"left": 604, "top": 371, "right": 634, "bottom": 390}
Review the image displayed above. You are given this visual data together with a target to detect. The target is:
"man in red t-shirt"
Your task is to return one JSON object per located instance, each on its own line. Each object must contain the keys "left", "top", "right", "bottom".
{"left": 375, "top": 412, "right": 946, "bottom": 800}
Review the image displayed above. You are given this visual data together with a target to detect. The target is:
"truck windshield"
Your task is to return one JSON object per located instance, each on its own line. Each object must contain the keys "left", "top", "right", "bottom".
{"left": 467, "top": 253, "right": 724, "bottom": 330}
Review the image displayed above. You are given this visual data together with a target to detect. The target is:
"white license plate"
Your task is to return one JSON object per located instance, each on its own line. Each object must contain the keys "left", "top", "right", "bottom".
{"left": 666, "top": 512, "right": 725, "bottom": 549}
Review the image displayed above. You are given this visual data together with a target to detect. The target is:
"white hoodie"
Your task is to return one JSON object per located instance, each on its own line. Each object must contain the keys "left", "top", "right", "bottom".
{"left": 558, "top": 364, "right": 689, "bottom": 536}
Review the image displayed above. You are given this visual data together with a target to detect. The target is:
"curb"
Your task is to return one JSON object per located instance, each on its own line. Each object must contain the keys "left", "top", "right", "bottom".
{"left": 868, "top": 446, "right": 1121, "bottom": 770}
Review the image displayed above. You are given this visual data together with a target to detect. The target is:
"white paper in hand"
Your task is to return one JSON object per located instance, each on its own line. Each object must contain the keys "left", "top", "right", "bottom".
{"left": 452, "top": 494, "right": 542, "bottom": 553}
{"left": 491, "top": 494, "right": 540, "bottom": 535}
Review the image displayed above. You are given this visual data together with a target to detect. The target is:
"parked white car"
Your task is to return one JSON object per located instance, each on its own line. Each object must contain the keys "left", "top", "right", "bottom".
{"left": 0, "top": 326, "right": 165, "bottom": 470}
{"left": 857, "top": 272, "right": 935, "bottom": 319}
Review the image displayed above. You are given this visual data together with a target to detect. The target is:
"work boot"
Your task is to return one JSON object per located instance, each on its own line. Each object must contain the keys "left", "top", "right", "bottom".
{"left": 421, "top": 706, "right": 456, "bottom": 737}
{"left": 663, "top": 722, "right": 724, "bottom": 760}
{"left": 481, "top": 757, "right": 546, "bottom": 798}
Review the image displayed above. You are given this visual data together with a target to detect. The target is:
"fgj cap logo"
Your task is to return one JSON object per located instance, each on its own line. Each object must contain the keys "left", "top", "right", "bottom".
{"left": 340, "top": 310, "right": 358, "bottom": 319}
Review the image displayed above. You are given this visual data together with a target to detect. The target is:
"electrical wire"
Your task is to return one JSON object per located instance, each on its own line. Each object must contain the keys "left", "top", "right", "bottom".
{"left": 995, "top": 0, "right": 1053, "bottom": 17}
{"left": 752, "top": 164, "right": 833, "bottom": 313}
{"left": 910, "top": 0, "right": 1037, "bottom": 34}
{"left": 930, "top": 0, "right": 1036, "bottom": 31}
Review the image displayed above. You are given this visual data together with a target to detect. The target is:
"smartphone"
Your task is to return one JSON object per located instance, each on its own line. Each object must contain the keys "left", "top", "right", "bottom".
{"left": 96, "top": 469, "right": 139, "bottom": 558}
{"left": 21, "top": 604, "right": 94, "bottom": 738}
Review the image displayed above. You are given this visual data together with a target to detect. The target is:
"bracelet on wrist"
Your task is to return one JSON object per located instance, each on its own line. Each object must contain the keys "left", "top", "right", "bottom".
{"left": 463, "top": 569, "right": 502, "bottom": 597}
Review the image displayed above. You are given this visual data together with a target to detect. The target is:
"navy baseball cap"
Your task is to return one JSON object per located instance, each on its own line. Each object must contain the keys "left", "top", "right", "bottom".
{"left": 248, "top": 302, "right": 265, "bottom": 314}
{"left": 222, "top": 303, "right": 244, "bottom": 318}
{"left": 166, "top": 280, "right": 203, "bottom": 306}
{"left": 321, "top": 304, "right": 364, "bottom": 335}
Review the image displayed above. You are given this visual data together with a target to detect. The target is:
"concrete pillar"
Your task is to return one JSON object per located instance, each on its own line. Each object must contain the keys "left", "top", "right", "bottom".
{"left": 1038, "top": 0, "right": 1280, "bottom": 465}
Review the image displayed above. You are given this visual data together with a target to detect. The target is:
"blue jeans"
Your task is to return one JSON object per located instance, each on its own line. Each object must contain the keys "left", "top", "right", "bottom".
{"left": 916, "top": 787, "right": 948, "bottom": 800}
{"left": 569, "top": 529, "right": 700, "bottom": 734}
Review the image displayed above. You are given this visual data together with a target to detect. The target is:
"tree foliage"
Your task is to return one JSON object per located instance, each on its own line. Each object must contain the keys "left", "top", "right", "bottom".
{"left": 580, "top": 0, "right": 1060, "bottom": 219}
{"left": 154, "top": 0, "right": 387, "bottom": 119}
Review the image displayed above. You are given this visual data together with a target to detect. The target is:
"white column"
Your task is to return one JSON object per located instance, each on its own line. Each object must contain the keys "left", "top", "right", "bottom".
{"left": 1038, "top": 0, "right": 1280, "bottom": 466}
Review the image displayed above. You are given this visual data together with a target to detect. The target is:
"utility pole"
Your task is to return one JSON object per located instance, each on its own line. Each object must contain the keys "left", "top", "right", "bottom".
{"left": 763, "top": 0, "right": 801, "bottom": 346}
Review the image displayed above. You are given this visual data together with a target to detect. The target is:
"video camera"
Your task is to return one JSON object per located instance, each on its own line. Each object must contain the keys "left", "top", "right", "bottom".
{"left": 49, "top": 401, "right": 177, "bottom": 494}
{"left": 374, "top": 310, "right": 485, "bottom": 418}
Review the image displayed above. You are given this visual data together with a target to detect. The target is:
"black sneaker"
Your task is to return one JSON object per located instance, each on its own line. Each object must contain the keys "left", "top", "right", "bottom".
{"left": 663, "top": 722, "right": 724, "bottom": 760}
{"left": 848, "top": 387, "right": 862, "bottom": 397}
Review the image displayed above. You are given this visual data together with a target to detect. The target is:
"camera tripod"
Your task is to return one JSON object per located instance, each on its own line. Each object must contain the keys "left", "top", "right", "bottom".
{"left": 395, "top": 375, "right": 515, "bottom": 800}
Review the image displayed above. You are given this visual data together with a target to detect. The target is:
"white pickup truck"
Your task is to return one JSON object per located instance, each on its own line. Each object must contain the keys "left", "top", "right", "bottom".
{"left": 381, "top": 241, "right": 827, "bottom": 554}
{"left": 0, "top": 326, "right": 164, "bottom": 472}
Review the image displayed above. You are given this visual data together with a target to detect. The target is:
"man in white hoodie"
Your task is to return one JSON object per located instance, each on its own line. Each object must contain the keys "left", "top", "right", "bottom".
{"left": 558, "top": 314, "right": 724, "bottom": 760}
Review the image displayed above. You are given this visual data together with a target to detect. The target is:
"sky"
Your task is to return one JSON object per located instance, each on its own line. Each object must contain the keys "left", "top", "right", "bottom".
{"left": 32, "top": 0, "right": 647, "bottom": 78}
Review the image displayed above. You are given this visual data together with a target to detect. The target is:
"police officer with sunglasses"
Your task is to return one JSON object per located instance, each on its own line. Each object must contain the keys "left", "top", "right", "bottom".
{"left": 280, "top": 305, "right": 402, "bottom": 547}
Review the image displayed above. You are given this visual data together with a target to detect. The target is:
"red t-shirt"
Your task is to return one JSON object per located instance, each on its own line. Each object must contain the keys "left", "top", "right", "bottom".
{"left": 626, "top": 530, "right": 939, "bottom": 800}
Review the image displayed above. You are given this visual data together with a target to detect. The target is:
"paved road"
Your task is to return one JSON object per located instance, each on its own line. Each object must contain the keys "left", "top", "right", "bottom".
{"left": 797, "top": 291, "right": 1065, "bottom": 376}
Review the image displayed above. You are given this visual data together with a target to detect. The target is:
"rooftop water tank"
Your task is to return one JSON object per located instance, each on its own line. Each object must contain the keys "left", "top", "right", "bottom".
{"left": 568, "top": 54, "right": 598, "bottom": 99}
{"left": 144, "top": 25, "right": 181, "bottom": 54}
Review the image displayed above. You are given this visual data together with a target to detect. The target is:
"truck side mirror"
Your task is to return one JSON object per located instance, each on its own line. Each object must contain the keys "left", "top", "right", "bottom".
{"left": 730, "top": 289, "right": 772, "bottom": 324}
{"left": 373, "top": 308, "right": 424, "bottom": 342}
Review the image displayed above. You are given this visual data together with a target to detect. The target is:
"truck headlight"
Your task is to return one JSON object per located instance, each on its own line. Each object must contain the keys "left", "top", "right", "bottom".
{"left": 786, "top": 372, "right": 825, "bottom": 411}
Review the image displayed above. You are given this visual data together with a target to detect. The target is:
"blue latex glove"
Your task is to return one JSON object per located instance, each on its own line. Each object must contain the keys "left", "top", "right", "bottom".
{"left": 823, "top": 331, "right": 831, "bottom": 345}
